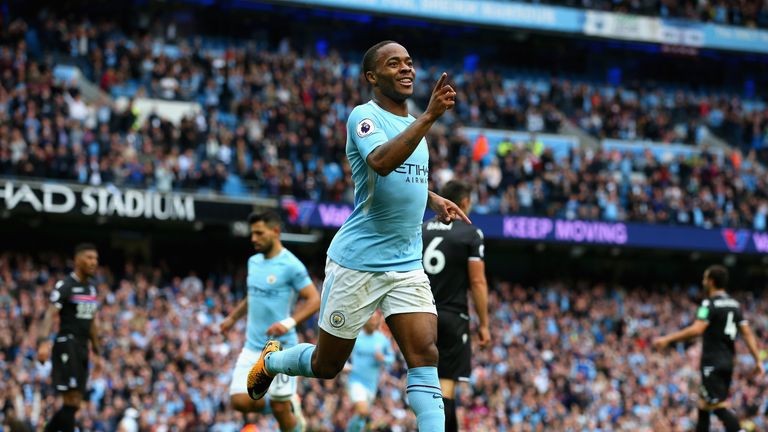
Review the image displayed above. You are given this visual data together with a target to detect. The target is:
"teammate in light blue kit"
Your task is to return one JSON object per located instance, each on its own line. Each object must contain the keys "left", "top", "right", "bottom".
{"left": 247, "top": 41, "right": 469, "bottom": 432}
{"left": 221, "top": 211, "right": 320, "bottom": 432}
{"left": 345, "top": 312, "right": 395, "bottom": 432}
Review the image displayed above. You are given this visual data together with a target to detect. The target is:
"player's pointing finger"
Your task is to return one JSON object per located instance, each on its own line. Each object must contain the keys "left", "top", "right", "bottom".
{"left": 433, "top": 72, "right": 447, "bottom": 92}
{"left": 454, "top": 206, "right": 471, "bottom": 224}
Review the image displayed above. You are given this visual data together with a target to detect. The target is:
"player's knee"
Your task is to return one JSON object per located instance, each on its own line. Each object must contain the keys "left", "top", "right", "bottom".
{"left": 355, "top": 402, "right": 370, "bottom": 416}
{"left": 407, "top": 343, "right": 439, "bottom": 367}
{"left": 62, "top": 391, "right": 82, "bottom": 408}
{"left": 705, "top": 401, "right": 728, "bottom": 411}
{"left": 230, "top": 394, "right": 261, "bottom": 413}
{"left": 270, "top": 400, "right": 291, "bottom": 415}
{"left": 230, "top": 395, "right": 248, "bottom": 413}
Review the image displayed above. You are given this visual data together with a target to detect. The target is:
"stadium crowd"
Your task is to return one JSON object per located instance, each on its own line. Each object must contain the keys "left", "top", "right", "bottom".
{"left": 3, "top": 4, "right": 768, "bottom": 432}
{"left": 1, "top": 15, "right": 767, "bottom": 231}
{"left": 1, "top": 251, "right": 767, "bottom": 431}
{"left": 462, "top": 144, "right": 768, "bottom": 230}
{"left": 525, "top": 0, "right": 768, "bottom": 29}
{"left": 29, "top": 11, "right": 768, "bottom": 149}
{"left": 51, "top": 12, "right": 768, "bottom": 152}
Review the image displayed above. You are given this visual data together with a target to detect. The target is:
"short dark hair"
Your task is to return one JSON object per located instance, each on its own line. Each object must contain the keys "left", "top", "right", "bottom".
{"left": 440, "top": 180, "right": 472, "bottom": 206}
{"left": 706, "top": 265, "right": 729, "bottom": 289}
{"left": 74, "top": 243, "right": 97, "bottom": 255}
{"left": 362, "top": 40, "right": 398, "bottom": 80}
{"left": 248, "top": 210, "right": 282, "bottom": 228}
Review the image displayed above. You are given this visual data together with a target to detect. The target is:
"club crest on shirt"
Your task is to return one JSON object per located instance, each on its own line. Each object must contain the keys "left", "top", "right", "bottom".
{"left": 356, "top": 118, "right": 375, "bottom": 138}
{"left": 330, "top": 311, "right": 346, "bottom": 328}
{"left": 266, "top": 275, "right": 277, "bottom": 284}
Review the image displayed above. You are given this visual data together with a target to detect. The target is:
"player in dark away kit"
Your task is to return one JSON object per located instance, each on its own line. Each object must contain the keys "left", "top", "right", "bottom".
{"left": 422, "top": 180, "right": 490, "bottom": 432}
{"left": 41, "top": 243, "right": 101, "bottom": 432}
{"left": 653, "top": 265, "right": 764, "bottom": 432}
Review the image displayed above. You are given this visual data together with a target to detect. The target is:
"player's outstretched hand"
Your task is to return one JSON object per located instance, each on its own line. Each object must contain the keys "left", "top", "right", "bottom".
{"left": 424, "top": 72, "right": 456, "bottom": 120}
{"left": 477, "top": 325, "right": 491, "bottom": 348}
{"left": 651, "top": 337, "right": 668, "bottom": 350}
{"left": 428, "top": 192, "right": 471, "bottom": 225}
{"left": 219, "top": 316, "right": 235, "bottom": 334}
{"left": 267, "top": 322, "right": 289, "bottom": 337}
{"left": 754, "top": 362, "right": 765, "bottom": 378}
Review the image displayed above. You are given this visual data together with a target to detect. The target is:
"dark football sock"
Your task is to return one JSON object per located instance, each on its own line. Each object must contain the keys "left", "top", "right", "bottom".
{"left": 444, "top": 397, "right": 457, "bottom": 432}
{"left": 713, "top": 408, "right": 741, "bottom": 432}
{"left": 44, "top": 405, "right": 77, "bottom": 432}
{"left": 696, "top": 409, "right": 710, "bottom": 432}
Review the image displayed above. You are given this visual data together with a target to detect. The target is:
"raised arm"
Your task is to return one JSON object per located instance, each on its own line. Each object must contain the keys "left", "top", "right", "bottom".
{"left": 366, "top": 73, "right": 455, "bottom": 176}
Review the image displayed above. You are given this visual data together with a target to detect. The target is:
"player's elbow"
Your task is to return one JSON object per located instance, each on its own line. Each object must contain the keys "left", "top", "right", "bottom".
{"left": 366, "top": 154, "right": 393, "bottom": 176}
{"left": 470, "top": 281, "right": 488, "bottom": 294}
{"left": 371, "top": 162, "right": 393, "bottom": 177}
{"left": 691, "top": 322, "right": 708, "bottom": 336}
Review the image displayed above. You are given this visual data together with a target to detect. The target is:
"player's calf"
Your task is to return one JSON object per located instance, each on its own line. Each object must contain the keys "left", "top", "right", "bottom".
{"left": 271, "top": 399, "right": 301, "bottom": 432}
{"left": 266, "top": 331, "right": 356, "bottom": 380}
{"left": 230, "top": 394, "right": 270, "bottom": 414}
{"left": 406, "top": 367, "right": 445, "bottom": 431}
{"left": 44, "top": 404, "right": 78, "bottom": 432}
{"left": 713, "top": 408, "right": 742, "bottom": 432}
{"left": 388, "top": 313, "right": 444, "bottom": 430}
{"left": 311, "top": 357, "right": 346, "bottom": 379}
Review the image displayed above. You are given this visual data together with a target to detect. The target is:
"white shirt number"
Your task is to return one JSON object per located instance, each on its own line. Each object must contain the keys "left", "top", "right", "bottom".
{"left": 724, "top": 311, "right": 738, "bottom": 341}
{"left": 423, "top": 237, "right": 446, "bottom": 275}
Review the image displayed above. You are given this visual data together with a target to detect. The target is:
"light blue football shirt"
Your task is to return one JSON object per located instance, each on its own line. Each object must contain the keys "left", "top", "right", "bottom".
{"left": 327, "top": 100, "right": 429, "bottom": 272}
{"left": 349, "top": 330, "right": 395, "bottom": 394}
{"left": 245, "top": 248, "right": 312, "bottom": 351}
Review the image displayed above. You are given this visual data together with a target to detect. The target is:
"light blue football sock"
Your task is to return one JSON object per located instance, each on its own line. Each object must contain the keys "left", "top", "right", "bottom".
{"left": 346, "top": 414, "right": 366, "bottom": 432}
{"left": 265, "top": 343, "right": 316, "bottom": 377}
{"left": 261, "top": 394, "right": 272, "bottom": 415}
{"left": 406, "top": 366, "right": 445, "bottom": 431}
{"left": 282, "top": 420, "right": 303, "bottom": 432}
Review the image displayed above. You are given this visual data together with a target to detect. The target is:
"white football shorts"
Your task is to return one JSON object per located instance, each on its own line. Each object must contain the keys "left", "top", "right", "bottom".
{"left": 348, "top": 379, "right": 375, "bottom": 404}
{"left": 319, "top": 258, "right": 437, "bottom": 340}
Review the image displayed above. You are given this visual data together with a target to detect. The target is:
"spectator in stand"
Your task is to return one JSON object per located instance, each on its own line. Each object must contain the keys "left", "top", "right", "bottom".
{"left": 1, "top": 14, "right": 767, "bottom": 231}
{"left": 519, "top": 0, "right": 768, "bottom": 29}
{"left": 1, "top": 250, "right": 767, "bottom": 431}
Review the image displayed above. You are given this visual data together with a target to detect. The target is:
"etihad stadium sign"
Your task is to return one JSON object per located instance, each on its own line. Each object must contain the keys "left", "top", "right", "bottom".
{"left": 1, "top": 180, "right": 195, "bottom": 221}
